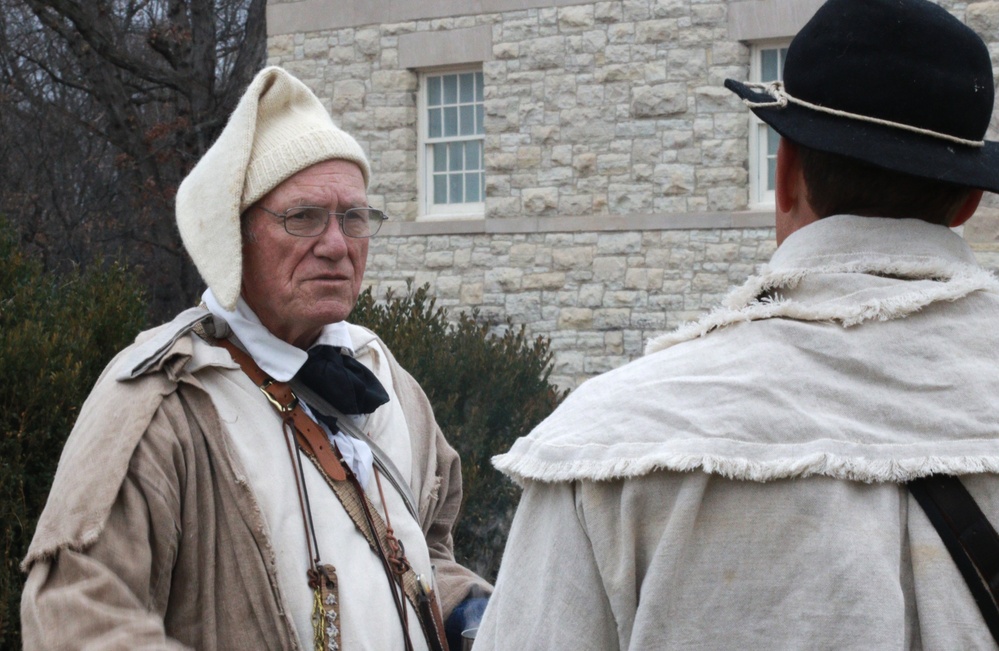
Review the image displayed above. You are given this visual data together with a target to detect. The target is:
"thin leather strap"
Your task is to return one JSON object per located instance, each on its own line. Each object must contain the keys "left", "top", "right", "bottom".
{"left": 908, "top": 475, "right": 999, "bottom": 643}
{"left": 216, "top": 337, "right": 347, "bottom": 482}
{"left": 291, "top": 379, "right": 420, "bottom": 521}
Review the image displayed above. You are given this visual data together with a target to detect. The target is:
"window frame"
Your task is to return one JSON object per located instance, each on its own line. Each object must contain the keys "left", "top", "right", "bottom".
{"left": 748, "top": 40, "right": 791, "bottom": 208}
{"left": 416, "top": 65, "right": 486, "bottom": 221}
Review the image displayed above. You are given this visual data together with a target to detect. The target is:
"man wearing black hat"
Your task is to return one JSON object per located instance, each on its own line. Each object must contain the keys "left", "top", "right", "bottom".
{"left": 474, "top": 0, "right": 999, "bottom": 648}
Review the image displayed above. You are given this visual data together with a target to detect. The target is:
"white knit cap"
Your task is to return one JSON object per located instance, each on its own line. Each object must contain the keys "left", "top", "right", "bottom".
{"left": 175, "top": 66, "right": 371, "bottom": 310}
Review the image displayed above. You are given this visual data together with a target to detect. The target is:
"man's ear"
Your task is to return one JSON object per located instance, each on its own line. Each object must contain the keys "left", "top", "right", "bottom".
{"left": 949, "top": 189, "right": 983, "bottom": 228}
{"left": 775, "top": 138, "right": 799, "bottom": 214}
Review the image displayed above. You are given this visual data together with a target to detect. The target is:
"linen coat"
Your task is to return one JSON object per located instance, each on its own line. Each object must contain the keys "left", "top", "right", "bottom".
{"left": 21, "top": 311, "right": 489, "bottom": 650}
{"left": 477, "top": 216, "right": 999, "bottom": 650}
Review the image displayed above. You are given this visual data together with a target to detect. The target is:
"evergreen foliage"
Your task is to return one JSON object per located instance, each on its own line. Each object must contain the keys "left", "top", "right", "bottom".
{"left": 0, "top": 224, "right": 147, "bottom": 648}
{"left": 351, "top": 284, "right": 568, "bottom": 582}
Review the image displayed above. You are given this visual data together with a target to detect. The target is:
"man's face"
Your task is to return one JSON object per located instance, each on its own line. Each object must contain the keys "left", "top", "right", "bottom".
{"left": 241, "top": 159, "right": 368, "bottom": 348}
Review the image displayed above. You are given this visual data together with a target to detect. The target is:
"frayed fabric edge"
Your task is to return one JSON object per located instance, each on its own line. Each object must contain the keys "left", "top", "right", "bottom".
{"left": 20, "top": 526, "right": 104, "bottom": 573}
{"left": 492, "top": 451, "right": 999, "bottom": 487}
{"left": 646, "top": 263, "right": 999, "bottom": 355}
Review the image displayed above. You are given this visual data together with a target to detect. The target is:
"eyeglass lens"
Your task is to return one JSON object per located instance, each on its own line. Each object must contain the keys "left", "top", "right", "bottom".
{"left": 283, "top": 207, "right": 384, "bottom": 238}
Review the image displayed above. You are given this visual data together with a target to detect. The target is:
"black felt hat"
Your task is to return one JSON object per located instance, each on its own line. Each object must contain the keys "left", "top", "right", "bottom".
{"left": 725, "top": 0, "right": 999, "bottom": 193}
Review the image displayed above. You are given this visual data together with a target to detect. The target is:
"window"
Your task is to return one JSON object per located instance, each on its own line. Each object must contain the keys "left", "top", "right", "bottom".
{"left": 419, "top": 69, "right": 485, "bottom": 220}
{"left": 749, "top": 43, "right": 789, "bottom": 206}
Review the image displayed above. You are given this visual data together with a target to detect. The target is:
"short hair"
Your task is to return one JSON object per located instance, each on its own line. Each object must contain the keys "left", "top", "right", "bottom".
{"left": 796, "top": 144, "right": 973, "bottom": 226}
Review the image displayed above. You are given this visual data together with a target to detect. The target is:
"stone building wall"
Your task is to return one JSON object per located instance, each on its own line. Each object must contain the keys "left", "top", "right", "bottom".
{"left": 266, "top": 0, "right": 999, "bottom": 390}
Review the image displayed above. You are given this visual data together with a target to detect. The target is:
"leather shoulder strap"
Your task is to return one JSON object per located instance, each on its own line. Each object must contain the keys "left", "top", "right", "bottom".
{"left": 908, "top": 474, "right": 999, "bottom": 643}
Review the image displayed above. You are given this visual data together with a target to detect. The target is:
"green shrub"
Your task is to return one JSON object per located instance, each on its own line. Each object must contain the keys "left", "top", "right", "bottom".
{"left": 0, "top": 224, "right": 147, "bottom": 648}
{"left": 351, "top": 283, "right": 568, "bottom": 582}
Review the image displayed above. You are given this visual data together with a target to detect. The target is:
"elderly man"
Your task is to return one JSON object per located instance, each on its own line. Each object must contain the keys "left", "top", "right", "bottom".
{"left": 21, "top": 67, "right": 489, "bottom": 650}
{"left": 476, "top": 0, "right": 999, "bottom": 648}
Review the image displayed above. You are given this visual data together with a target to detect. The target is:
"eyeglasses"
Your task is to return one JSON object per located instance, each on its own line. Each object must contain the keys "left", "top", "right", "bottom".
{"left": 257, "top": 205, "right": 388, "bottom": 238}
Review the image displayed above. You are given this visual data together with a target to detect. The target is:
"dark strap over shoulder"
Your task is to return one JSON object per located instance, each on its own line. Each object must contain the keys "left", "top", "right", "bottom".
{"left": 908, "top": 475, "right": 999, "bottom": 643}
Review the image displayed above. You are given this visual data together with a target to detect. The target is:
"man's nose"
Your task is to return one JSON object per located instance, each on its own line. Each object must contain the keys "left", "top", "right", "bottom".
{"left": 313, "top": 217, "right": 349, "bottom": 258}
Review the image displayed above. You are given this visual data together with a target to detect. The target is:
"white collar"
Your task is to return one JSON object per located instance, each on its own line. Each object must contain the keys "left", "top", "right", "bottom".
{"left": 202, "top": 289, "right": 355, "bottom": 382}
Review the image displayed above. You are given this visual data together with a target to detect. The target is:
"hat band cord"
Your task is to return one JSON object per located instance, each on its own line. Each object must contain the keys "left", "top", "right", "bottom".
{"left": 742, "top": 81, "right": 985, "bottom": 149}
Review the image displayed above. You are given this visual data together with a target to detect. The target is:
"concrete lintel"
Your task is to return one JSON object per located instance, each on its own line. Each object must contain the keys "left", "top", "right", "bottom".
{"left": 398, "top": 25, "right": 494, "bottom": 70}
{"left": 727, "top": 0, "right": 824, "bottom": 42}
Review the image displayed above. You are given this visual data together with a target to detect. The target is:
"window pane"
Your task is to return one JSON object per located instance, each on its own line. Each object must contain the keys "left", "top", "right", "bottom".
{"left": 475, "top": 104, "right": 484, "bottom": 134}
{"left": 449, "top": 173, "right": 463, "bottom": 203}
{"left": 459, "top": 105, "right": 475, "bottom": 136}
{"left": 465, "top": 172, "right": 481, "bottom": 202}
{"left": 766, "top": 126, "right": 779, "bottom": 190}
{"left": 459, "top": 73, "right": 474, "bottom": 102}
{"left": 475, "top": 72, "right": 484, "bottom": 101}
{"left": 428, "top": 108, "right": 442, "bottom": 138}
{"left": 443, "top": 74, "right": 458, "bottom": 104}
{"left": 434, "top": 174, "right": 447, "bottom": 203}
{"left": 466, "top": 140, "right": 481, "bottom": 171}
{"left": 443, "top": 106, "right": 458, "bottom": 137}
{"left": 761, "top": 49, "right": 778, "bottom": 81}
{"left": 428, "top": 76, "right": 442, "bottom": 106}
{"left": 433, "top": 143, "right": 447, "bottom": 172}
{"left": 449, "top": 142, "right": 464, "bottom": 171}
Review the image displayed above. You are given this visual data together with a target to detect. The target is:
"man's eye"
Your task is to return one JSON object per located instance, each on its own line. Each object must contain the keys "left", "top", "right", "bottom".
{"left": 287, "top": 208, "right": 322, "bottom": 221}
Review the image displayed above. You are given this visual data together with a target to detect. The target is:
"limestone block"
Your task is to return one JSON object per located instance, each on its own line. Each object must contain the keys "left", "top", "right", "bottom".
{"left": 595, "top": 1, "right": 623, "bottom": 23}
{"left": 371, "top": 69, "right": 416, "bottom": 92}
{"left": 397, "top": 242, "right": 426, "bottom": 267}
{"left": 593, "top": 308, "right": 631, "bottom": 329}
{"left": 966, "top": 2, "right": 999, "bottom": 34}
{"left": 435, "top": 275, "right": 462, "bottom": 298}
{"left": 595, "top": 64, "right": 641, "bottom": 83}
{"left": 609, "top": 186, "right": 653, "bottom": 212}
{"left": 692, "top": 4, "right": 726, "bottom": 26}
{"left": 655, "top": 163, "right": 696, "bottom": 195}
{"left": 622, "top": 0, "right": 652, "bottom": 21}
{"left": 494, "top": 42, "right": 520, "bottom": 60}
{"left": 523, "top": 187, "right": 559, "bottom": 214}
{"left": 269, "top": 34, "right": 295, "bottom": 56}
{"left": 593, "top": 256, "right": 627, "bottom": 281}
{"left": 485, "top": 267, "right": 523, "bottom": 292}
{"left": 552, "top": 246, "right": 596, "bottom": 270}
{"left": 523, "top": 272, "right": 568, "bottom": 290}
{"left": 528, "top": 36, "right": 566, "bottom": 69}
{"left": 509, "top": 242, "right": 539, "bottom": 265}
{"left": 631, "top": 310, "right": 667, "bottom": 329}
{"left": 355, "top": 29, "right": 381, "bottom": 58}
{"left": 597, "top": 153, "right": 631, "bottom": 175}
{"left": 636, "top": 19, "right": 676, "bottom": 44}
{"left": 303, "top": 36, "right": 330, "bottom": 57}
{"left": 506, "top": 292, "right": 543, "bottom": 321}
{"left": 573, "top": 152, "right": 598, "bottom": 175}
{"left": 652, "top": 0, "right": 688, "bottom": 17}
{"left": 460, "top": 282, "right": 484, "bottom": 305}
{"left": 578, "top": 283, "right": 606, "bottom": 307}
{"left": 559, "top": 307, "right": 594, "bottom": 329}
{"left": 558, "top": 5, "right": 595, "bottom": 30}
{"left": 604, "top": 330, "right": 625, "bottom": 354}
{"left": 691, "top": 272, "right": 730, "bottom": 293}
{"left": 625, "top": 267, "right": 665, "bottom": 290}
{"left": 667, "top": 48, "right": 707, "bottom": 81}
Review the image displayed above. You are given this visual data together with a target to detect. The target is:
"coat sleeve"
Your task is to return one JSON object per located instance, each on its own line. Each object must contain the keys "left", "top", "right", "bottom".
{"left": 474, "top": 480, "right": 619, "bottom": 651}
{"left": 20, "top": 401, "right": 191, "bottom": 651}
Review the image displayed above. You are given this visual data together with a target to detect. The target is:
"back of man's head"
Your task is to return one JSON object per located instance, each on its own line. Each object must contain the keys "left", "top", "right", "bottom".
{"left": 796, "top": 144, "right": 974, "bottom": 226}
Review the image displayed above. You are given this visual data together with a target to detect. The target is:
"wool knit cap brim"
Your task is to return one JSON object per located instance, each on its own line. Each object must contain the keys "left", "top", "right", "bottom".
{"left": 175, "top": 66, "right": 371, "bottom": 310}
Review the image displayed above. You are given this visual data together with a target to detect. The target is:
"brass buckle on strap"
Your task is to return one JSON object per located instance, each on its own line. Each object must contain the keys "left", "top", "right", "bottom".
{"left": 259, "top": 379, "right": 299, "bottom": 413}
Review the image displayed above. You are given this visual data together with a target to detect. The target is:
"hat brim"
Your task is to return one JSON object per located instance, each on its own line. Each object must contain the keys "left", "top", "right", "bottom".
{"left": 725, "top": 79, "right": 999, "bottom": 194}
